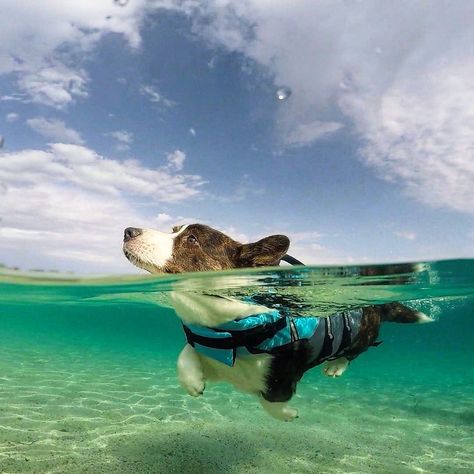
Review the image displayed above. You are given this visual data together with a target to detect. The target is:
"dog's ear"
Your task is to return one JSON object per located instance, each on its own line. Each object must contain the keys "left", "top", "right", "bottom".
{"left": 238, "top": 235, "right": 290, "bottom": 267}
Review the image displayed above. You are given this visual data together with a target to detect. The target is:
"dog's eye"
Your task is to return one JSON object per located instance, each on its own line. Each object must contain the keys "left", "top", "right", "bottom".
{"left": 187, "top": 235, "right": 198, "bottom": 245}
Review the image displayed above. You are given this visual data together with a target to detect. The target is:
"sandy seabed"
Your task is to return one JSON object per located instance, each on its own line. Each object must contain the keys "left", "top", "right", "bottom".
{"left": 0, "top": 343, "right": 473, "bottom": 474}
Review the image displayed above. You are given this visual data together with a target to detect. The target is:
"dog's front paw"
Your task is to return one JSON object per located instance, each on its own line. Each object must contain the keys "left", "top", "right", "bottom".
{"left": 177, "top": 344, "right": 206, "bottom": 397}
{"left": 179, "top": 374, "right": 206, "bottom": 397}
{"left": 322, "top": 357, "right": 349, "bottom": 377}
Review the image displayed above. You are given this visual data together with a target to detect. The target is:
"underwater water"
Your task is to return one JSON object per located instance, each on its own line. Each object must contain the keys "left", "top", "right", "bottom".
{"left": 0, "top": 260, "right": 473, "bottom": 474}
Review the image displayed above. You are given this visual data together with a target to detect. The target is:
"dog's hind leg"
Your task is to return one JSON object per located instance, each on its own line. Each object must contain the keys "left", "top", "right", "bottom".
{"left": 322, "top": 356, "right": 349, "bottom": 377}
{"left": 260, "top": 396, "right": 299, "bottom": 422}
{"left": 177, "top": 344, "right": 206, "bottom": 397}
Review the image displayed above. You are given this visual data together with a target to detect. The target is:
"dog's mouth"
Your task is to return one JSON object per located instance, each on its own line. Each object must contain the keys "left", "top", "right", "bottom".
{"left": 122, "top": 246, "right": 140, "bottom": 266}
{"left": 122, "top": 244, "right": 170, "bottom": 274}
{"left": 122, "top": 243, "right": 146, "bottom": 268}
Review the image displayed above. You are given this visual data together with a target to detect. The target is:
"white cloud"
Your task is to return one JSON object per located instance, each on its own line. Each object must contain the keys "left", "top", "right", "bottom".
{"left": 106, "top": 130, "right": 134, "bottom": 151}
{"left": 189, "top": 127, "right": 196, "bottom": 136}
{"left": 207, "top": 174, "right": 265, "bottom": 203}
{"left": 155, "top": 212, "right": 197, "bottom": 230}
{"left": 140, "top": 85, "right": 161, "bottom": 102}
{"left": 27, "top": 117, "right": 84, "bottom": 144}
{"left": 287, "top": 231, "right": 323, "bottom": 243}
{"left": 220, "top": 226, "right": 250, "bottom": 244}
{"left": 140, "top": 85, "right": 175, "bottom": 107}
{"left": 285, "top": 120, "right": 343, "bottom": 147}
{"left": 0, "top": 203, "right": 200, "bottom": 273}
{"left": 0, "top": 94, "right": 23, "bottom": 102}
{"left": 0, "top": 0, "right": 152, "bottom": 108}
{"left": 180, "top": 1, "right": 474, "bottom": 215}
{"left": 0, "top": 143, "right": 205, "bottom": 272}
{"left": 341, "top": 63, "right": 474, "bottom": 215}
{"left": 108, "top": 130, "right": 134, "bottom": 144}
{"left": 155, "top": 212, "right": 174, "bottom": 227}
{"left": 0, "top": 143, "right": 204, "bottom": 200}
{"left": 208, "top": 56, "right": 217, "bottom": 69}
{"left": 18, "top": 65, "right": 88, "bottom": 108}
{"left": 0, "top": 183, "right": 141, "bottom": 272}
{"left": 166, "top": 149, "right": 186, "bottom": 171}
{"left": 395, "top": 231, "right": 417, "bottom": 241}
{"left": 277, "top": 230, "right": 331, "bottom": 264}
{"left": 6, "top": 113, "right": 19, "bottom": 122}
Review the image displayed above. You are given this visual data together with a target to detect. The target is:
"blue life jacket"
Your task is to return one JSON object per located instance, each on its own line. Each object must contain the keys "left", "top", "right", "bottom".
{"left": 182, "top": 310, "right": 319, "bottom": 367}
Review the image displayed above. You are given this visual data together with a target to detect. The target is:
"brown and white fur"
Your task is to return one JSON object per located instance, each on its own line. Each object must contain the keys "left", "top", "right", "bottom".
{"left": 123, "top": 224, "right": 432, "bottom": 421}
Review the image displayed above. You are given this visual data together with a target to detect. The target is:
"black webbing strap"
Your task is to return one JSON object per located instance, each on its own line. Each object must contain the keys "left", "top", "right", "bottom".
{"left": 183, "top": 324, "right": 235, "bottom": 349}
{"left": 281, "top": 254, "right": 305, "bottom": 266}
{"left": 182, "top": 316, "right": 287, "bottom": 350}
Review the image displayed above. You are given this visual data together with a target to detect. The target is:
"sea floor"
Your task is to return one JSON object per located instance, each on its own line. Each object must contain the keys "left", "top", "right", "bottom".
{"left": 1, "top": 341, "right": 473, "bottom": 474}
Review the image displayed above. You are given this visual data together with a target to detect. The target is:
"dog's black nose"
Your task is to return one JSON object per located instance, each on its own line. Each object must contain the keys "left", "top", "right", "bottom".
{"left": 124, "top": 227, "right": 142, "bottom": 242}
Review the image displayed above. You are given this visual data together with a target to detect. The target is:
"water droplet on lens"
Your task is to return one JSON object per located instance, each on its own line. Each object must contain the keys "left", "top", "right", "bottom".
{"left": 276, "top": 86, "right": 292, "bottom": 101}
{"left": 113, "top": 0, "right": 129, "bottom": 6}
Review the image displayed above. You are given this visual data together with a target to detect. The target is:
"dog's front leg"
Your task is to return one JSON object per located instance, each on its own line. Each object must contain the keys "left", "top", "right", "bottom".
{"left": 177, "top": 344, "right": 206, "bottom": 397}
{"left": 259, "top": 395, "right": 299, "bottom": 422}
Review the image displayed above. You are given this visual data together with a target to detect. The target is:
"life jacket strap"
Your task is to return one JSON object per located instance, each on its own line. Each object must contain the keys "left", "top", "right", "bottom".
{"left": 281, "top": 254, "right": 305, "bottom": 266}
{"left": 182, "top": 316, "right": 288, "bottom": 351}
{"left": 316, "top": 317, "right": 334, "bottom": 361}
{"left": 328, "top": 312, "right": 353, "bottom": 360}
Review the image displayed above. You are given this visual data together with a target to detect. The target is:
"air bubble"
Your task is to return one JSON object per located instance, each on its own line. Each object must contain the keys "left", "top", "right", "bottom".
{"left": 276, "top": 86, "right": 292, "bottom": 101}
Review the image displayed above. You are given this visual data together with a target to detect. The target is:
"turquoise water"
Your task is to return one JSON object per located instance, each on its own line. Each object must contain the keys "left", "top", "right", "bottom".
{"left": 1, "top": 260, "right": 473, "bottom": 473}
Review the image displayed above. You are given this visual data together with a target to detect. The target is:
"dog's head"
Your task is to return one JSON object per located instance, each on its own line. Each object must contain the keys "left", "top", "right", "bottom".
{"left": 123, "top": 224, "right": 290, "bottom": 273}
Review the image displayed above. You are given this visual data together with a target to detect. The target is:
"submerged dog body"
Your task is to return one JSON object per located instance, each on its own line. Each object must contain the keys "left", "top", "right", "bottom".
{"left": 123, "top": 224, "right": 430, "bottom": 421}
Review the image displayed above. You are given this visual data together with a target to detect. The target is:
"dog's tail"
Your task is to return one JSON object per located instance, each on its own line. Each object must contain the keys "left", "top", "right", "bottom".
{"left": 379, "top": 302, "right": 433, "bottom": 324}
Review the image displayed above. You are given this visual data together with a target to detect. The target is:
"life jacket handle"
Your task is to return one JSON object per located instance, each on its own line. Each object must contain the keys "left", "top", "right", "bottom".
{"left": 281, "top": 254, "right": 305, "bottom": 266}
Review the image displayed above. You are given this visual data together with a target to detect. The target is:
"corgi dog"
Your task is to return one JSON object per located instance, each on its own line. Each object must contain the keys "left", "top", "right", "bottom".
{"left": 123, "top": 224, "right": 431, "bottom": 421}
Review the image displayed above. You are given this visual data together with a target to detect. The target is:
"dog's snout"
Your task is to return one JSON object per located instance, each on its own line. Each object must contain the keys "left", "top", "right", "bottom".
{"left": 124, "top": 227, "right": 142, "bottom": 242}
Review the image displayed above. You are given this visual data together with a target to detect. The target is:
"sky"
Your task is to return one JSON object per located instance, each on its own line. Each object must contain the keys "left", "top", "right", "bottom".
{"left": 0, "top": 0, "right": 473, "bottom": 274}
